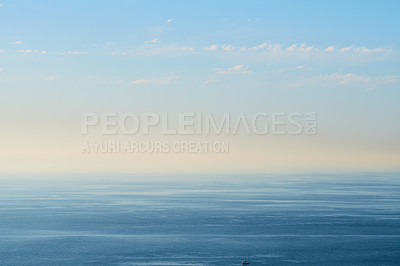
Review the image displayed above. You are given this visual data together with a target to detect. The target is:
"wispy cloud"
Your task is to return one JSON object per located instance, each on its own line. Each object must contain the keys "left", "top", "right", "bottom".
{"left": 17, "top": 49, "right": 33, "bottom": 54}
{"left": 238, "top": 42, "right": 281, "bottom": 53}
{"left": 132, "top": 79, "right": 151, "bottom": 85}
{"left": 282, "top": 73, "right": 399, "bottom": 89}
{"left": 144, "top": 38, "right": 158, "bottom": 44}
{"left": 222, "top": 44, "right": 235, "bottom": 51}
{"left": 201, "top": 42, "right": 390, "bottom": 57}
{"left": 320, "top": 73, "right": 370, "bottom": 84}
{"left": 132, "top": 74, "right": 179, "bottom": 85}
{"left": 43, "top": 76, "right": 56, "bottom": 81}
{"left": 180, "top": 47, "right": 195, "bottom": 51}
{"left": 12, "top": 41, "right": 22, "bottom": 45}
{"left": 153, "top": 18, "right": 174, "bottom": 33}
{"left": 340, "top": 46, "right": 352, "bottom": 52}
{"left": 250, "top": 42, "right": 268, "bottom": 50}
{"left": 132, "top": 45, "right": 195, "bottom": 56}
{"left": 286, "top": 43, "right": 314, "bottom": 52}
{"left": 0, "top": 3, "right": 4, "bottom": 7}
{"left": 16, "top": 49, "right": 84, "bottom": 55}
{"left": 216, "top": 64, "right": 251, "bottom": 74}
{"left": 204, "top": 44, "right": 218, "bottom": 51}
{"left": 53, "top": 51, "right": 88, "bottom": 55}
{"left": 204, "top": 79, "right": 219, "bottom": 84}
{"left": 325, "top": 45, "right": 335, "bottom": 52}
{"left": 355, "top": 47, "right": 390, "bottom": 53}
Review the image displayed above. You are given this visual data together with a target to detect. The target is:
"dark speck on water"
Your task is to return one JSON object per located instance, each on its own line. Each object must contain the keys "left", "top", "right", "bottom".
{"left": 0, "top": 173, "right": 399, "bottom": 265}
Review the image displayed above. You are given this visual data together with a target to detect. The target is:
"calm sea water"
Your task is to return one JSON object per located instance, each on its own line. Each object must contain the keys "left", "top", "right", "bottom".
{"left": 0, "top": 173, "right": 399, "bottom": 265}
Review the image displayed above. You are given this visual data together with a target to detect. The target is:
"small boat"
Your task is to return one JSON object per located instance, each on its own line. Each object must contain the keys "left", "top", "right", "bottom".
{"left": 241, "top": 253, "right": 250, "bottom": 265}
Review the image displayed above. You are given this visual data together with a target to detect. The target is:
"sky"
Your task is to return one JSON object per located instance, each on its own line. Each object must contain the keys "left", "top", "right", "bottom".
{"left": 0, "top": 0, "right": 399, "bottom": 173}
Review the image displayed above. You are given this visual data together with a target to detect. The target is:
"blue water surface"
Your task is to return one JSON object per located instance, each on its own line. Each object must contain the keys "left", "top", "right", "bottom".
{"left": 0, "top": 173, "right": 399, "bottom": 265}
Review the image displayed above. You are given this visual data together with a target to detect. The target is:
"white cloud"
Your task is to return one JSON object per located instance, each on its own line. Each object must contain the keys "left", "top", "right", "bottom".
{"left": 239, "top": 42, "right": 280, "bottom": 52}
{"left": 0, "top": 49, "right": 4, "bottom": 53}
{"left": 286, "top": 44, "right": 296, "bottom": 52}
{"left": 181, "top": 47, "right": 195, "bottom": 51}
{"left": 250, "top": 42, "right": 267, "bottom": 50}
{"left": 53, "top": 51, "right": 88, "bottom": 55}
{"left": 43, "top": 76, "right": 56, "bottom": 81}
{"left": 132, "top": 79, "right": 151, "bottom": 85}
{"left": 204, "top": 79, "right": 219, "bottom": 84}
{"left": 204, "top": 43, "right": 390, "bottom": 57}
{"left": 144, "top": 38, "right": 158, "bottom": 44}
{"left": 229, "top": 65, "right": 244, "bottom": 71}
{"left": 373, "top": 75, "right": 399, "bottom": 84}
{"left": 17, "top": 49, "right": 33, "bottom": 54}
{"left": 116, "top": 41, "right": 392, "bottom": 58}
{"left": 325, "top": 45, "right": 335, "bottom": 52}
{"left": 204, "top": 44, "right": 218, "bottom": 51}
{"left": 158, "top": 74, "right": 179, "bottom": 84}
{"left": 296, "top": 65, "right": 306, "bottom": 70}
{"left": 17, "top": 49, "right": 85, "bottom": 56}
{"left": 131, "top": 45, "right": 195, "bottom": 56}
{"left": 0, "top": 3, "right": 4, "bottom": 7}
{"left": 340, "top": 46, "right": 352, "bottom": 52}
{"left": 354, "top": 47, "right": 389, "bottom": 53}
{"left": 12, "top": 41, "right": 22, "bottom": 45}
{"left": 320, "top": 73, "right": 370, "bottom": 84}
{"left": 267, "top": 44, "right": 282, "bottom": 54}
{"left": 282, "top": 72, "right": 399, "bottom": 89}
{"left": 132, "top": 74, "right": 179, "bottom": 85}
{"left": 216, "top": 64, "right": 251, "bottom": 74}
{"left": 286, "top": 43, "right": 314, "bottom": 52}
{"left": 284, "top": 44, "right": 389, "bottom": 54}
{"left": 222, "top": 44, "right": 235, "bottom": 51}
{"left": 152, "top": 18, "right": 173, "bottom": 33}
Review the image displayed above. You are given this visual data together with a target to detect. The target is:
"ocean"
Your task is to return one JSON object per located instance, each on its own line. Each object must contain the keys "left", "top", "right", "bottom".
{"left": 0, "top": 173, "right": 399, "bottom": 265}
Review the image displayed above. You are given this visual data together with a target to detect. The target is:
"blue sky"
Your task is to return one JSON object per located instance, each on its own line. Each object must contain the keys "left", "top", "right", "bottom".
{"left": 0, "top": 0, "right": 399, "bottom": 173}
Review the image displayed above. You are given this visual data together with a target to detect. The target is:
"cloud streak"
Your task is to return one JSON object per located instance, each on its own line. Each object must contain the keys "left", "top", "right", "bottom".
{"left": 132, "top": 74, "right": 179, "bottom": 85}
{"left": 144, "top": 38, "right": 158, "bottom": 44}
{"left": 282, "top": 73, "right": 399, "bottom": 90}
{"left": 204, "top": 44, "right": 218, "bottom": 51}
{"left": 216, "top": 64, "right": 251, "bottom": 74}
{"left": 43, "top": 76, "right": 56, "bottom": 81}
{"left": 199, "top": 42, "right": 392, "bottom": 56}
{"left": 325, "top": 45, "right": 335, "bottom": 52}
{"left": 222, "top": 44, "right": 235, "bottom": 51}
{"left": 286, "top": 43, "right": 314, "bottom": 52}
